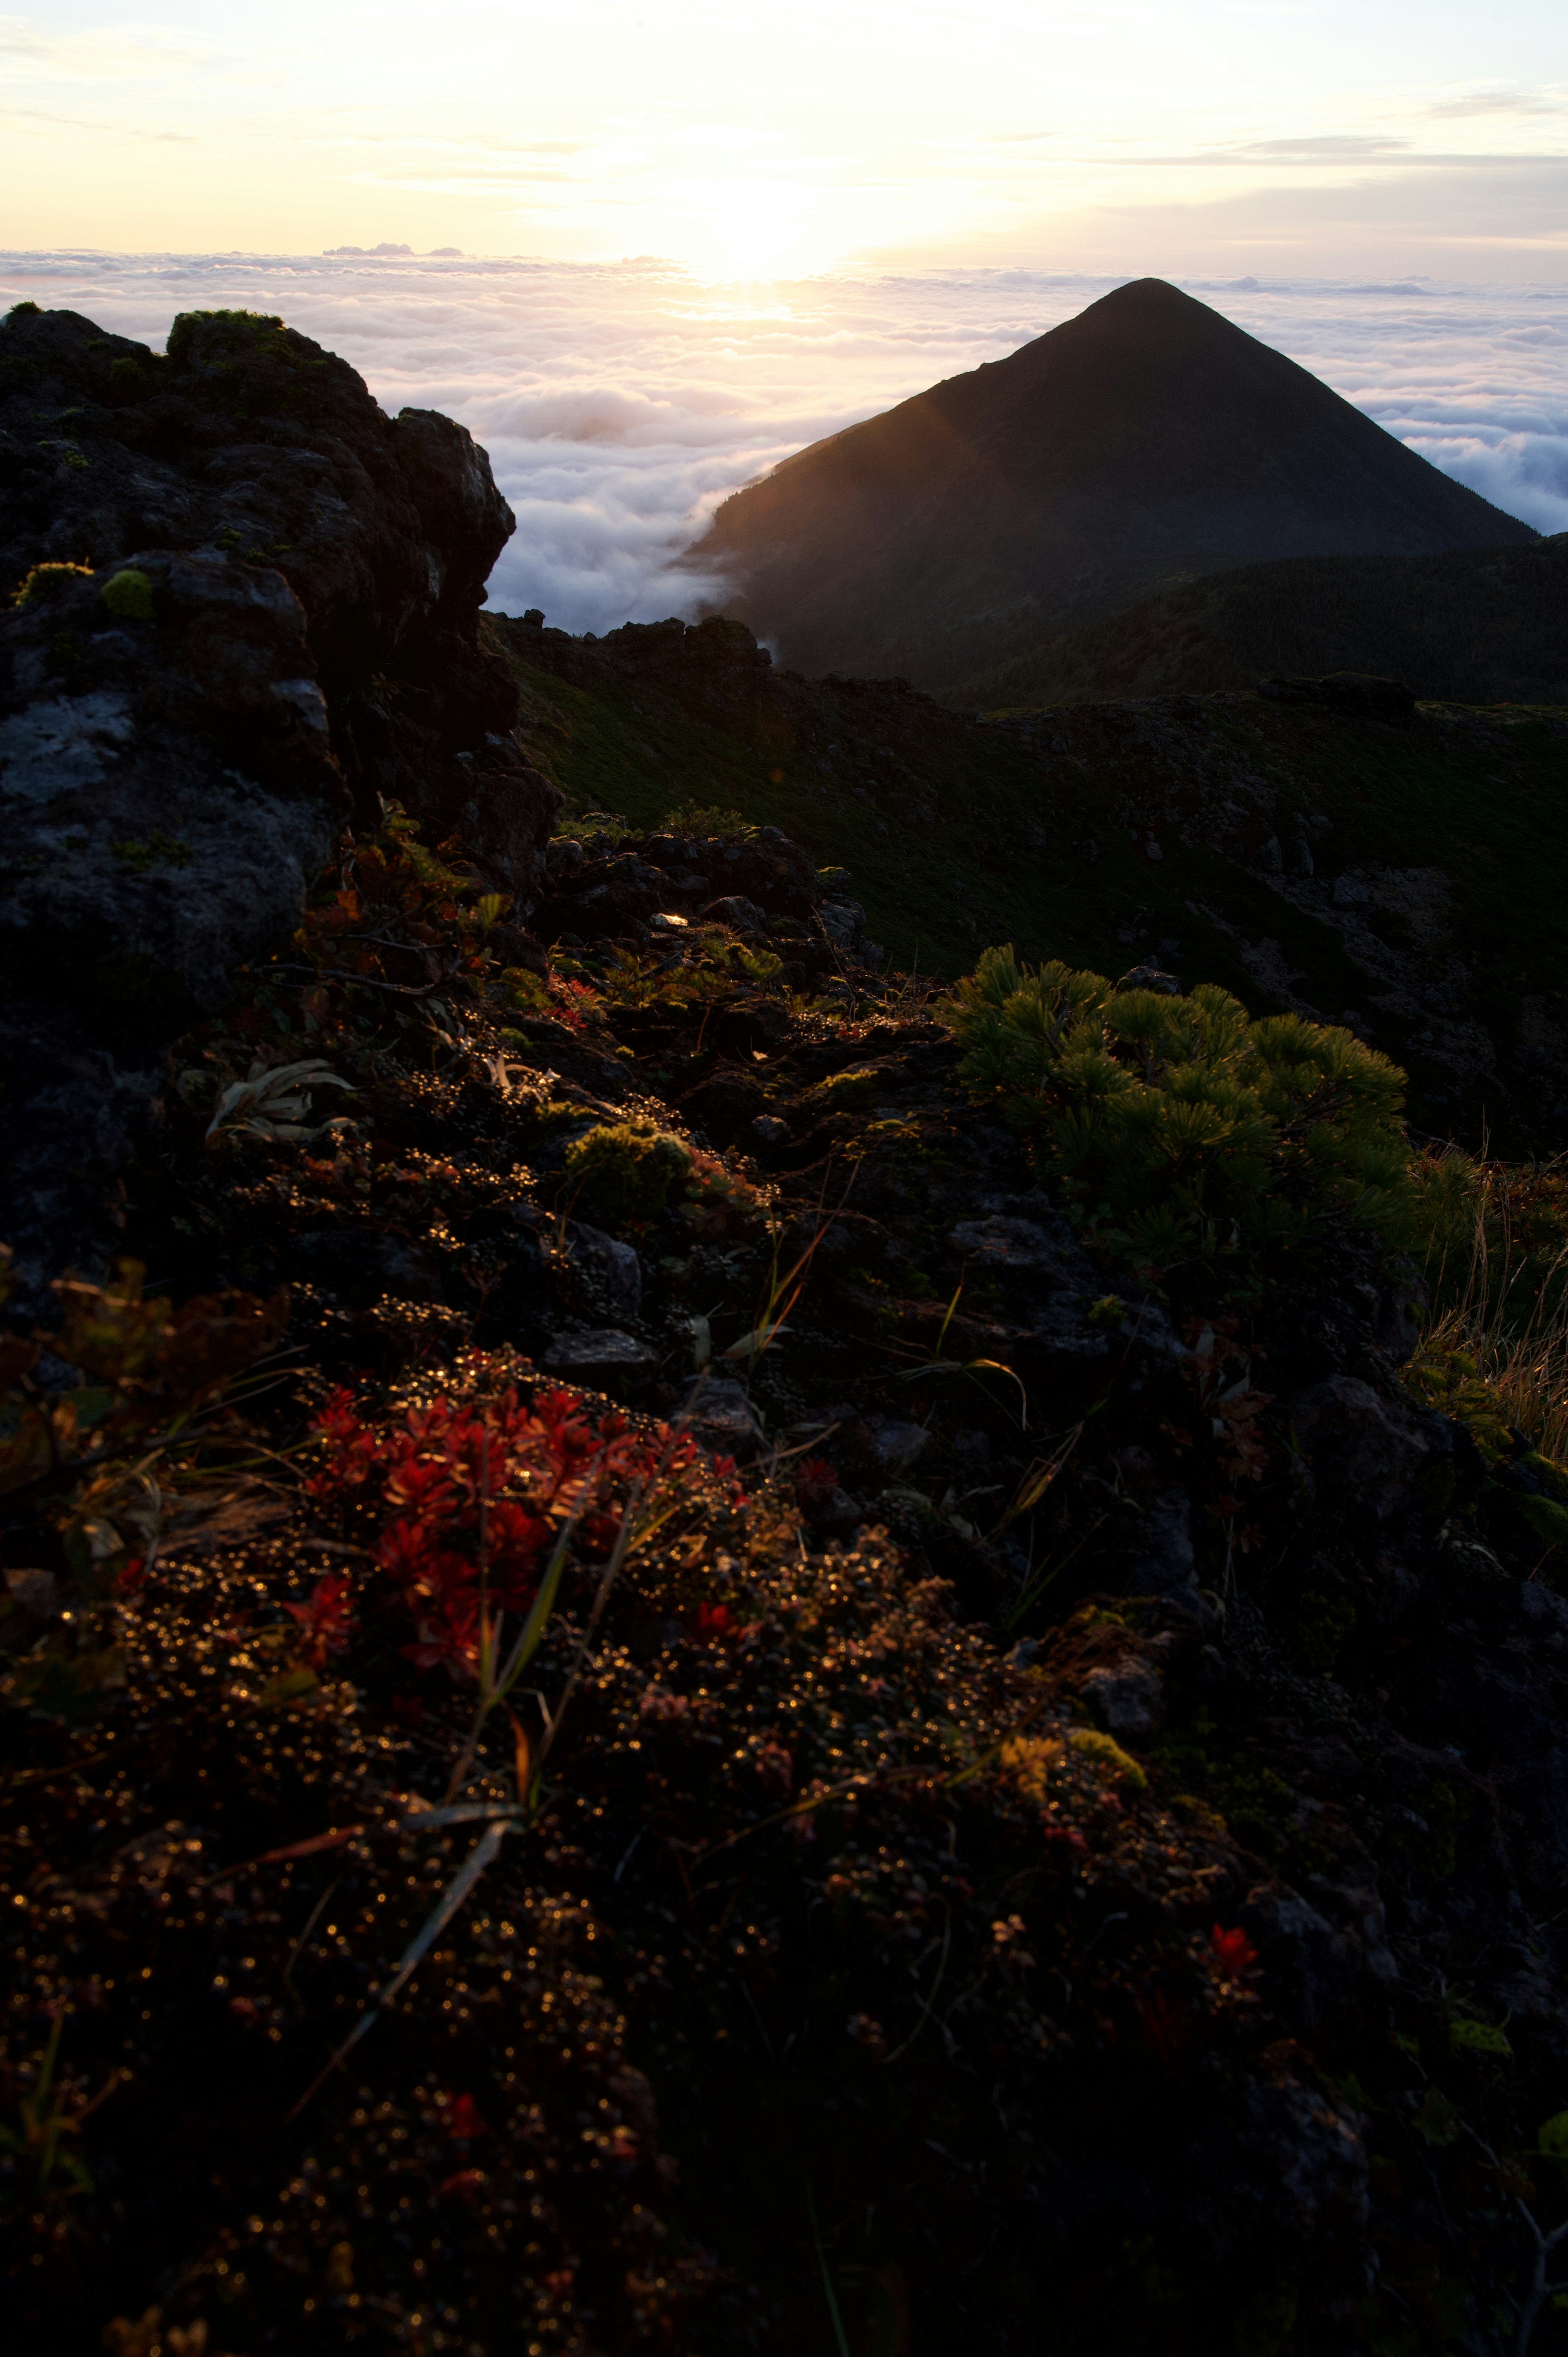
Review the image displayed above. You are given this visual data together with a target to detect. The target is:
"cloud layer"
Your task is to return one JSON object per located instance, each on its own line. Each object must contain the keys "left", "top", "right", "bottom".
{"left": 3, "top": 251, "right": 1564, "bottom": 633}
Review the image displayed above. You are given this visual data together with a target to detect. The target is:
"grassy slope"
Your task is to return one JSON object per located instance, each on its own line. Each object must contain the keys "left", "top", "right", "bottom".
{"left": 494, "top": 621, "right": 1568, "bottom": 1151}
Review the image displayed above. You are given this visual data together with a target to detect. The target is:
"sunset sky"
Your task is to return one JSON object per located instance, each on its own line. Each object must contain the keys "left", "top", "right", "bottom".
{"left": 4, "top": 0, "right": 1566, "bottom": 278}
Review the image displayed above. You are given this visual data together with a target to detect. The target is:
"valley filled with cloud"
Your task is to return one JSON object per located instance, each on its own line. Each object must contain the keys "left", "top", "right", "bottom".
{"left": 3, "top": 249, "right": 1563, "bottom": 636}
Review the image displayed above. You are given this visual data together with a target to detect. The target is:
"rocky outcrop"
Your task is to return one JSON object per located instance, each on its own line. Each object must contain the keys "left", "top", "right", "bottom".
{"left": 0, "top": 300, "right": 558, "bottom": 1303}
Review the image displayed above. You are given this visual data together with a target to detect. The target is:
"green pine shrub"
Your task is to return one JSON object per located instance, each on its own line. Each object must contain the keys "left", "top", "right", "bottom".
{"left": 944, "top": 945, "right": 1418, "bottom": 1268}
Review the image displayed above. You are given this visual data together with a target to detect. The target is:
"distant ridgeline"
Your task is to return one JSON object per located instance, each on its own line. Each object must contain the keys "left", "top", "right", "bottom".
{"left": 688, "top": 278, "right": 1536, "bottom": 691}
{"left": 946, "top": 536, "right": 1568, "bottom": 713}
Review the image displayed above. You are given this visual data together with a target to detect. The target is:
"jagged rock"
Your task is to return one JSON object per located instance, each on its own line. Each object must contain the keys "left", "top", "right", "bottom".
{"left": 0, "top": 302, "right": 558, "bottom": 887}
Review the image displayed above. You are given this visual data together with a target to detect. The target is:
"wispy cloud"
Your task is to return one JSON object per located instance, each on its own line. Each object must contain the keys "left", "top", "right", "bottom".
{"left": 1429, "top": 90, "right": 1565, "bottom": 121}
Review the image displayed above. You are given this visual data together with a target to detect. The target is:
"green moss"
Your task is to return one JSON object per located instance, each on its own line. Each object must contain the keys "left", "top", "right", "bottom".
{"left": 563, "top": 1119, "right": 691, "bottom": 1223}
{"left": 1067, "top": 1727, "right": 1147, "bottom": 1789}
{"left": 110, "top": 832, "right": 194, "bottom": 874}
{"left": 101, "top": 569, "right": 155, "bottom": 622}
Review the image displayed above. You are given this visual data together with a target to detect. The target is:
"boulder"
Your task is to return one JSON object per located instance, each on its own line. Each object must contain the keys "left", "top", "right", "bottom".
{"left": 1290, "top": 1376, "right": 1437, "bottom": 1522}
{"left": 0, "top": 302, "right": 558, "bottom": 886}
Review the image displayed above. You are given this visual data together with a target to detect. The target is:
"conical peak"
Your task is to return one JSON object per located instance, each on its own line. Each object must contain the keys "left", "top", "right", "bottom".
{"left": 1050, "top": 278, "right": 1245, "bottom": 351}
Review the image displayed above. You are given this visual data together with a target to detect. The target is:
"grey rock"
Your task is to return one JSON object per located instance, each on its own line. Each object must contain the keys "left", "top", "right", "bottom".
{"left": 1241, "top": 1880, "right": 1367, "bottom": 2030}
{"left": 542, "top": 1329, "right": 659, "bottom": 1380}
{"left": 1521, "top": 1579, "right": 1568, "bottom": 1635}
{"left": 680, "top": 1375, "right": 766, "bottom": 1463}
{"left": 949, "top": 1212, "right": 1088, "bottom": 1287}
{"left": 1130, "top": 1489, "right": 1197, "bottom": 1597}
{"left": 704, "top": 894, "right": 768, "bottom": 932}
{"left": 1080, "top": 1660, "right": 1162, "bottom": 1739}
{"left": 817, "top": 897, "right": 866, "bottom": 948}
{"left": 1291, "top": 1376, "right": 1434, "bottom": 1521}
{"left": 750, "top": 1113, "right": 791, "bottom": 1148}
{"left": 287, "top": 1229, "right": 445, "bottom": 1306}
{"left": 867, "top": 1418, "right": 931, "bottom": 1476}
{"left": 566, "top": 1222, "right": 642, "bottom": 1319}
{"left": 1242, "top": 2076, "right": 1369, "bottom": 2238}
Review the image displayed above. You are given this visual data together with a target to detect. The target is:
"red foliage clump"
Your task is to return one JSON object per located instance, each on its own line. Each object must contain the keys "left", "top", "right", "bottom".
{"left": 1209, "top": 1924, "right": 1260, "bottom": 1980}
{"left": 306, "top": 1367, "right": 719, "bottom": 1683}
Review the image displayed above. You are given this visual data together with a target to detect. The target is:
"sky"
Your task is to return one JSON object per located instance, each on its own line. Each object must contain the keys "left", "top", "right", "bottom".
{"left": 3, "top": 0, "right": 1566, "bottom": 277}
{"left": 2, "top": 4, "right": 1565, "bottom": 631}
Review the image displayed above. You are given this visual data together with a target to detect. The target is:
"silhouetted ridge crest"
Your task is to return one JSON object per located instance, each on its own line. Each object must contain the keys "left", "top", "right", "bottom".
{"left": 691, "top": 278, "right": 1535, "bottom": 688}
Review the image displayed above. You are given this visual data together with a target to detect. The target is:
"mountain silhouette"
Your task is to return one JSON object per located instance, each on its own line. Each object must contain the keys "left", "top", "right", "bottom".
{"left": 690, "top": 278, "right": 1536, "bottom": 688}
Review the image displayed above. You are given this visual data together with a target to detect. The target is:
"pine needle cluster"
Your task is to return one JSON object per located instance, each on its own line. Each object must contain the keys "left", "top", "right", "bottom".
{"left": 944, "top": 946, "right": 1417, "bottom": 1268}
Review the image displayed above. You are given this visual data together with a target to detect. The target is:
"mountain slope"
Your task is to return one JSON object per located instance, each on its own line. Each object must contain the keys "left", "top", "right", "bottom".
{"left": 947, "top": 536, "right": 1568, "bottom": 711}
{"left": 690, "top": 278, "right": 1535, "bottom": 689}
{"left": 492, "top": 612, "right": 1568, "bottom": 1158}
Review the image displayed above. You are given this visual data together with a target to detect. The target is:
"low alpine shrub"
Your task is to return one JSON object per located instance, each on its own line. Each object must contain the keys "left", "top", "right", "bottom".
{"left": 944, "top": 946, "right": 1417, "bottom": 1269}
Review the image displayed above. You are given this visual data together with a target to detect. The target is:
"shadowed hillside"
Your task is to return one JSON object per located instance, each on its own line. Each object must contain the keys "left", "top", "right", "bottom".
{"left": 493, "top": 611, "right": 1568, "bottom": 1160}
{"left": 947, "top": 535, "right": 1568, "bottom": 711}
{"left": 690, "top": 278, "right": 1535, "bottom": 689}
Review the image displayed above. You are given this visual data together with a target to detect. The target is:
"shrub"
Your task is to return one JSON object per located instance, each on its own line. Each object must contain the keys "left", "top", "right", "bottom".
{"left": 563, "top": 1119, "right": 691, "bottom": 1223}
{"left": 11, "top": 562, "right": 94, "bottom": 608}
{"left": 100, "top": 568, "right": 154, "bottom": 621}
{"left": 944, "top": 945, "right": 1415, "bottom": 1268}
{"left": 661, "top": 799, "right": 751, "bottom": 836}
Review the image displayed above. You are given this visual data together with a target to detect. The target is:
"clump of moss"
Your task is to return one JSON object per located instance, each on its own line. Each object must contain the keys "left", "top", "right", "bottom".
{"left": 1068, "top": 1726, "right": 1149, "bottom": 1789}
{"left": 100, "top": 567, "right": 154, "bottom": 622}
{"left": 945, "top": 945, "right": 1414, "bottom": 1268}
{"left": 11, "top": 562, "right": 94, "bottom": 608}
{"left": 564, "top": 1118, "right": 691, "bottom": 1222}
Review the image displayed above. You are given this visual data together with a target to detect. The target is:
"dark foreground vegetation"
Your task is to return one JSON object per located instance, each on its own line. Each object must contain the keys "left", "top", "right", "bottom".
{"left": 4, "top": 298, "right": 1568, "bottom": 2357}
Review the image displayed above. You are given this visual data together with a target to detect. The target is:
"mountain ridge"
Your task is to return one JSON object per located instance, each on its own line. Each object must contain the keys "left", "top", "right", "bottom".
{"left": 944, "top": 535, "right": 1568, "bottom": 712}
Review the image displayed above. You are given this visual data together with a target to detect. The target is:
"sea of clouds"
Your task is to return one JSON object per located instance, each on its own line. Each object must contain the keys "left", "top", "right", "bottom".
{"left": 3, "top": 250, "right": 1565, "bottom": 636}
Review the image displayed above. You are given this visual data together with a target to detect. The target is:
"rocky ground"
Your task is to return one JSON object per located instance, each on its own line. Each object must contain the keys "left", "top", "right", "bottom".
{"left": 4, "top": 299, "right": 1568, "bottom": 2357}
{"left": 2, "top": 804, "right": 1568, "bottom": 2355}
